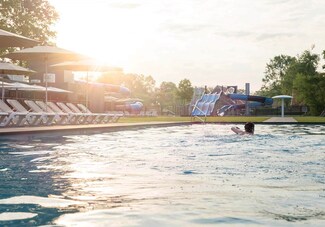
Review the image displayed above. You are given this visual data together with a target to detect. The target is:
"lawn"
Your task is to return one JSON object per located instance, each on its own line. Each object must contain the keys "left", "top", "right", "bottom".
{"left": 118, "top": 116, "right": 325, "bottom": 123}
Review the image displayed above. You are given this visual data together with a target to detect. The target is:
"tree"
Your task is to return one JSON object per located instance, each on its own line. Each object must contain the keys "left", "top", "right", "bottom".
{"left": 157, "top": 81, "right": 178, "bottom": 108}
{"left": 284, "top": 50, "right": 319, "bottom": 95}
{"left": 258, "top": 50, "right": 324, "bottom": 115}
{"left": 0, "top": 0, "right": 59, "bottom": 45}
{"left": 177, "top": 78, "right": 194, "bottom": 104}
{"left": 293, "top": 72, "right": 325, "bottom": 115}
{"left": 123, "top": 74, "right": 156, "bottom": 105}
{"left": 259, "top": 55, "right": 296, "bottom": 97}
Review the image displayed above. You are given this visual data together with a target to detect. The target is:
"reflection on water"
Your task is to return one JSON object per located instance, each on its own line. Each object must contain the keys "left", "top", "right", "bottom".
{"left": 0, "top": 124, "right": 324, "bottom": 226}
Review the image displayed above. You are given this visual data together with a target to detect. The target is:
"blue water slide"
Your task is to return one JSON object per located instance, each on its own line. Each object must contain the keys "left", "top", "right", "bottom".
{"left": 192, "top": 93, "right": 221, "bottom": 116}
{"left": 217, "top": 101, "right": 268, "bottom": 116}
{"left": 229, "top": 94, "right": 273, "bottom": 105}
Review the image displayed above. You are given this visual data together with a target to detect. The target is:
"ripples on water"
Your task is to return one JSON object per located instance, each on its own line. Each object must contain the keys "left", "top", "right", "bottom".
{"left": 0, "top": 124, "right": 324, "bottom": 226}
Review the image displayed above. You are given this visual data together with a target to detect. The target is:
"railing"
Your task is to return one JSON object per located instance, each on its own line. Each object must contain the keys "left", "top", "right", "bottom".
{"left": 191, "top": 105, "right": 207, "bottom": 123}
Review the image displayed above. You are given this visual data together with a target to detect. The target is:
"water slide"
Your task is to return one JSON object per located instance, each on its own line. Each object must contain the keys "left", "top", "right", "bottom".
{"left": 75, "top": 80, "right": 143, "bottom": 113}
{"left": 217, "top": 94, "right": 273, "bottom": 116}
{"left": 115, "top": 101, "right": 143, "bottom": 114}
{"left": 228, "top": 94, "right": 273, "bottom": 105}
{"left": 191, "top": 92, "right": 221, "bottom": 116}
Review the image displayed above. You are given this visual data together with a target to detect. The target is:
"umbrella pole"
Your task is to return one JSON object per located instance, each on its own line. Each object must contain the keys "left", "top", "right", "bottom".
{"left": 86, "top": 71, "right": 89, "bottom": 108}
{"left": 1, "top": 81, "right": 4, "bottom": 100}
{"left": 45, "top": 55, "right": 48, "bottom": 111}
{"left": 1, "top": 71, "right": 3, "bottom": 100}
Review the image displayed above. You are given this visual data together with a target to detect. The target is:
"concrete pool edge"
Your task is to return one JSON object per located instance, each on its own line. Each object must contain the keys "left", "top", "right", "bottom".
{"left": 0, "top": 122, "right": 193, "bottom": 136}
{"left": 0, "top": 120, "right": 324, "bottom": 136}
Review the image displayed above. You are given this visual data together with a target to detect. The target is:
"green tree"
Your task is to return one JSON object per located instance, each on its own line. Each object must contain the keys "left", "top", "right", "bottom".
{"left": 0, "top": 0, "right": 59, "bottom": 45}
{"left": 259, "top": 55, "right": 296, "bottom": 97}
{"left": 123, "top": 74, "right": 156, "bottom": 105}
{"left": 157, "top": 81, "right": 178, "bottom": 108}
{"left": 258, "top": 50, "right": 324, "bottom": 115}
{"left": 293, "top": 72, "right": 325, "bottom": 115}
{"left": 284, "top": 50, "right": 319, "bottom": 95}
{"left": 177, "top": 78, "right": 194, "bottom": 104}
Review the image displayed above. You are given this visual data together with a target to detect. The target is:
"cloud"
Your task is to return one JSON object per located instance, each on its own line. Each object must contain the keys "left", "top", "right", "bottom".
{"left": 215, "top": 31, "right": 253, "bottom": 38}
{"left": 256, "top": 32, "right": 298, "bottom": 41}
{"left": 109, "top": 2, "right": 141, "bottom": 9}
{"left": 162, "top": 23, "right": 212, "bottom": 34}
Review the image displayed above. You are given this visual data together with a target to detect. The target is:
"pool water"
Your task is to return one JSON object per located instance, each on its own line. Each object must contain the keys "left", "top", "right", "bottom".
{"left": 0, "top": 124, "right": 324, "bottom": 226}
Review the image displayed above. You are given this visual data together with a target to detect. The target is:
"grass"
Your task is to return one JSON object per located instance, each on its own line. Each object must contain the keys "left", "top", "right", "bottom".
{"left": 118, "top": 116, "right": 325, "bottom": 123}
{"left": 293, "top": 116, "right": 325, "bottom": 123}
{"left": 119, "top": 116, "right": 277, "bottom": 123}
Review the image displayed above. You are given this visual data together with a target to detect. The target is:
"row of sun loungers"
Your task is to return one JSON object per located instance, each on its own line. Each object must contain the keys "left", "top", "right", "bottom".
{"left": 0, "top": 99, "right": 123, "bottom": 127}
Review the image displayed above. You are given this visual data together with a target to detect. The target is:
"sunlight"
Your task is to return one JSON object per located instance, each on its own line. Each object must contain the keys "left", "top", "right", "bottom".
{"left": 52, "top": 0, "right": 151, "bottom": 67}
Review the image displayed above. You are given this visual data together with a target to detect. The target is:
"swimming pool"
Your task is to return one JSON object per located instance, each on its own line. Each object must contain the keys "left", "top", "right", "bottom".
{"left": 0, "top": 124, "right": 324, "bottom": 226}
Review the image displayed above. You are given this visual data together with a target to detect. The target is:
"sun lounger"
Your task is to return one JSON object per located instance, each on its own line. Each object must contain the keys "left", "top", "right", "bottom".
{"left": 0, "top": 104, "right": 11, "bottom": 126}
{"left": 24, "top": 100, "right": 59, "bottom": 125}
{"left": 46, "top": 101, "right": 82, "bottom": 124}
{"left": 6, "top": 99, "right": 49, "bottom": 126}
{"left": 65, "top": 103, "right": 99, "bottom": 124}
{"left": 77, "top": 103, "right": 123, "bottom": 123}
{"left": 67, "top": 103, "right": 108, "bottom": 124}
{"left": 35, "top": 101, "right": 75, "bottom": 125}
{"left": 56, "top": 102, "right": 89, "bottom": 124}
{"left": 0, "top": 100, "right": 27, "bottom": 126}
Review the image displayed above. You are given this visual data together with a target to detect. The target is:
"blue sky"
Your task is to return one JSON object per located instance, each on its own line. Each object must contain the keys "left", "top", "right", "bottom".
{"left": 49, "top": 0, "right": 325, "bottom": 91}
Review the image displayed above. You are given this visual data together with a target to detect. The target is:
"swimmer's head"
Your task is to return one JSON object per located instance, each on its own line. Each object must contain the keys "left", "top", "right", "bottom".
{"left": 244, "top": 122, "right": 254, "bottom": 134}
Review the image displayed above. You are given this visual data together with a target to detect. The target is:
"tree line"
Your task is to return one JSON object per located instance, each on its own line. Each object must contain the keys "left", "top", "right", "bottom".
{"left": 97, "top": 71, "right": 194, "bottom": 110}
{"left": 257, "top": 50, "right": 325, "bottom": 115}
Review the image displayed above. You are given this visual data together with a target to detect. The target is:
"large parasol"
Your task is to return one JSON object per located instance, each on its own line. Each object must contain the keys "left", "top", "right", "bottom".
{"left": 3, "top": 46, "right": 83, "bottom": 106}
{"left": 0, "top": 62, "right": 35, "bottom": 100}
{"left": 0, "top": 28, "right": 39, "bottom": 48}
{"left": 50, "top": 59, "right": 119, "bottom": 107}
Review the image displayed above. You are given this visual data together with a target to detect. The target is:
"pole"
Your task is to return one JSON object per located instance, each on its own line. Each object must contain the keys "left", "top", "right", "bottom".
{"left": 1, "top": 81, "right": 4, "bottom": 100}
{"left": 281, "top": 98, "right": 284, "bottom": 117}
{"left": 86, "top": 71, "right": 89, "bottom": 108}
{"left": 245, "top": 83, "right": 250, "bottom": 115}
{"left": 1, "top": 71, "right": 4, "bottom": 100}
{"left": 45, "top": 55, "right": 48, "bottom": 111}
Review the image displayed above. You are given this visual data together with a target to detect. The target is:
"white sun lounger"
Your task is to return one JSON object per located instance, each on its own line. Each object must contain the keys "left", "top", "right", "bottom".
{"left": 56, "top": 102, "right": 89, "bottom": 124}
{"left": 67, "top": 103, "right": 107, "bottom": 124}
{"left": 35, "top": 101, "right": 75, "bottom": 125}
{"left": 24, "top": 100, "right": 59, "bottom": 125}
{"left": 6, "top": 99, "right": 49, "bottom": 126}
{"left": 0, "top": 100, "right": 27, "bottom": 126}
{"left": 77, "top": 103, "right": 123, "bottom": 123}
{"left": 0, "top": 112, "right": 10, "bottom": 126}
{"left": 46, "top": 101, "right": 81, "bottom": 124}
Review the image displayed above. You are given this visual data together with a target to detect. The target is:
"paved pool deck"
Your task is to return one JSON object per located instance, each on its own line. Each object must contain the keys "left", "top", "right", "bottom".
{"left": 0, "top": 122, "right": 192, "bottom": 136}
{"left": 263, "top": 117, "right": 298, "bottom": 123}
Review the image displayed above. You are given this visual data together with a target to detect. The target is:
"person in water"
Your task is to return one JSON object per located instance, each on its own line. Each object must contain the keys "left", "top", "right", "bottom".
{"left": 231, "top": 122, "right": 255, "bottom": 135}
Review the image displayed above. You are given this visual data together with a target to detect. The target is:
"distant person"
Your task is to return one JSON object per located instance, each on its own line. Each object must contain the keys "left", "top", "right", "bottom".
{"left": 231, "top": 122, "right": 255, "bottom": 135}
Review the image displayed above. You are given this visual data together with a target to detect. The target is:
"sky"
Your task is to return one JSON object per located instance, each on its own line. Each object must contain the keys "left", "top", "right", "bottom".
{"left": 49, "top": 0, "right": 325, "bottom": 91}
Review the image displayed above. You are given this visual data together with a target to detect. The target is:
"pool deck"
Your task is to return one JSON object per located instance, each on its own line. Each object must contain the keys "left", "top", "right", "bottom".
{"left": 263, "top": 117, "right": 297, "bottom": 123}
{"left": 0, "top": 122, "right": 191, "bottom": 136}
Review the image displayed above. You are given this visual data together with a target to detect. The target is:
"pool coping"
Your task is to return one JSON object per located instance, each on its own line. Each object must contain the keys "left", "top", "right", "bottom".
{"left": 0, "top": 122, "right": 193, "bottom": 136}
{"left": 0, "top": 121, "right": 324, "bottom": 136}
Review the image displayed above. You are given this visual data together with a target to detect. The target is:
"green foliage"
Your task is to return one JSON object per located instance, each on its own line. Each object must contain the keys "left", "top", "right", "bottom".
{"left": 293, "top": 72, "right": 325, "bottom": 115}
{"left": 98, "top": 73, "right": 195, "bottom": 110}
{"left": 258, "top": 50, "right": 325, "bottom": 115}
{"left": 177, "top": 78, "right": 194, "bottom": 104}
{"left": 156, "top": 81, "right": 178, "bottom": 107}
{"left": 259, "top": 55, "right": 296, "bottom": 97}
{"left": 0, "top": 0, "right": 59, "bottom": 45}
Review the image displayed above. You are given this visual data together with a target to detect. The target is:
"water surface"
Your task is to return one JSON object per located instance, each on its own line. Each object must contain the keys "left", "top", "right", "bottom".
{"left": 0, "top": 124, "right": 324, "bottom": 226}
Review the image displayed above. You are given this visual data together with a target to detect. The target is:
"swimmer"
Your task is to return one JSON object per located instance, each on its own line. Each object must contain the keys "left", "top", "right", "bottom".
{"left": 231, "top": 122, "right": 254, "bottom": 135}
